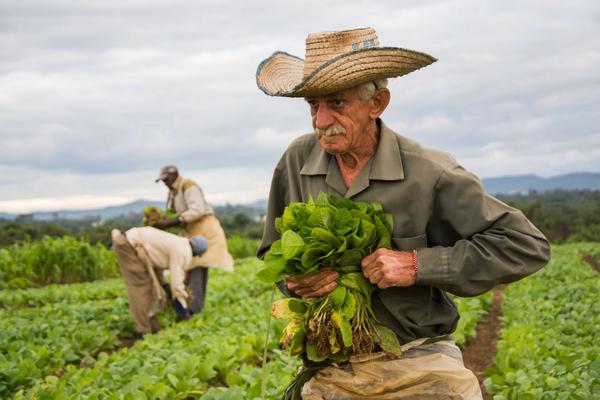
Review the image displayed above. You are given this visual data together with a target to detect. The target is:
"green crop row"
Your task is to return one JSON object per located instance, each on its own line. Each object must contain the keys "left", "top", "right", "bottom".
{"left": 0, "top": 278, "right": 125, "bottom": 309}
{"left": 9, "top": 256, "right": 492, "bottom": 399}
{"left": 13, "top": 258, "right": 301, "bottom": 400}
{"left": 452, "top": 292, "right": 492, "bottom": 347}
{"left": 227, "top": 235, "right": 261, "bottom": 259}
{"left": 0, "top": 236, "right": 119, "bottom": 289}
{"left": 485, "top": 243, "right": 600, "bottom": 399}
{"left": 0, "top": 297, "right": 138, "bottom": 397}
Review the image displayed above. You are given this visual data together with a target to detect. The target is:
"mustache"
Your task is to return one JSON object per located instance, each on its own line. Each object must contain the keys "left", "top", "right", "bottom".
{"left": 315, "top": 125, "right": 347, "bottom": 138}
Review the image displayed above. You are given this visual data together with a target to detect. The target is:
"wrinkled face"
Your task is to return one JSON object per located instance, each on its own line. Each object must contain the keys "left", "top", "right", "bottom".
{"left": 306, "top": 87, "right": 374, "bottom": 155}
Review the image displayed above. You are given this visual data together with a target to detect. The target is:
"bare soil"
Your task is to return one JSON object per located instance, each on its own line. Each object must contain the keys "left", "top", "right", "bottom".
{"left": 582, "top": 252, "right": 600, "bottom": 274}
{"left": 118, "top": 336, "right": 139, "bottom": 349}
{"left": 462, "top": 285, "right": 506, "bottom": 400}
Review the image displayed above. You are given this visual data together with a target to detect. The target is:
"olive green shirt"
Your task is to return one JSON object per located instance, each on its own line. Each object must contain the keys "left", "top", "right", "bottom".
{"left": 258, "top": 120, "right": 551, "bottom": 344}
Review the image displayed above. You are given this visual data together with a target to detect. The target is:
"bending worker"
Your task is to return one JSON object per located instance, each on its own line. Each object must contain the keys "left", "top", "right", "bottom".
{"left": 153, "top": 164, "right": 233, "bottom": 314}
{"left": 256, "top": 27, "right": 550, "bottom": 399}
{"left": 111, "top": 227, "right": 208, "bottom": 335}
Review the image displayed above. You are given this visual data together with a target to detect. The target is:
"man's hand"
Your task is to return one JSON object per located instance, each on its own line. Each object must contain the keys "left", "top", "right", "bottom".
{"left": 154, "top": 218, "right": 180, "bottom": 230}
{"left": 286, "top": 268, "right": 339, "bottom": 298}
{"left": 361, "top": 248, "right": 417, "bottom": 289}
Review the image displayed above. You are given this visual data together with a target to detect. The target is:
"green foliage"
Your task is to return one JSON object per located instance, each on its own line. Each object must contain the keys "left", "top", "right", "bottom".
{"left": 484, "top": 243, "right": 600, "bottom": 399}
{"left": 498, "top": 190, "right": 600, "bottom": 243}
{"left": 0, "top": 296, "right": 138, "bottom": 397}
{"left": 0, "top": 236, "right": 600, "bottom": 400}
{"left": 258, "top": 192, "right": 399, "bottom": 363}
{"left": 0, "top": 203, "right": 265, "bottom": 248}
{"left": 220, "top": 212, "right": 264, "bottom": 239}
{"left": 0, "top": 278, "right": 125, "bottom": 309}
{"left": 12, "top": 258, "right": 302, "bottom": 399}
{"left": 0, "top": 221, "right": 69, "bottom": 247}
{"left": 227, "top": 235, "right": 261, "bottom": 259}
{"left": 451, "top": 293, "right": 492, "bottom": 347}
{"left": 0, "top": 236, "right": 119, "bottom": 289}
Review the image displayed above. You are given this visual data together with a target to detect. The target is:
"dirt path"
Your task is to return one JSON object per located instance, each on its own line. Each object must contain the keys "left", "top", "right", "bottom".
{"left": 462, "top": 285, "right": 505, "bottom": 399}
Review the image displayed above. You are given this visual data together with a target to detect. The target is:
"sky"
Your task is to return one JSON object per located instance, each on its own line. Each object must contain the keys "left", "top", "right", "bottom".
{"left": 1, "top": 0, "right": 599, "bottom": 214}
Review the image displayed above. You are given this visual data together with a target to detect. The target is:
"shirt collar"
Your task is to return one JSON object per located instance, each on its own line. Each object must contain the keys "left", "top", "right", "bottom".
{"left": 300, "top": 119, "right": 405, "bottom": 183}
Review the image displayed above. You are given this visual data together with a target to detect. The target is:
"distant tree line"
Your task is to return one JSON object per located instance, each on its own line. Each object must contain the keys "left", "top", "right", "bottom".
{"left": 0, "top": 205, "right": 265, "bottom": 248}
{"left": 497, "top": 190, "right": 600, "bottom": 243}
{"left": 1, "top": 190, "right": 598, "bottom": 248}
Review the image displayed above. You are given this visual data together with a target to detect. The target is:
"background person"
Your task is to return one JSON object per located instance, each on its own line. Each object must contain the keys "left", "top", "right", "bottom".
{"left": 111, "top": 227, "right": 208, "bottom": 335}
{"left": 256, "top": 27, "right": 551, "bottom": 399}
{"left": 154, "top": 165, "right": 234, "bottom": 314}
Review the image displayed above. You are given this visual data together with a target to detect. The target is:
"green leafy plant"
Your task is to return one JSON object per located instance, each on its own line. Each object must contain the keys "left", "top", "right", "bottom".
{"left": 142, "top": 206, "right": 179, "bottom": 233}
{"left": 12, "top": 259, "right": 302, "bottom": 400}
{"left": 227, "top": 235, "right": 261, "bottom": 259}
{"left": 484, "top": 243, "right": 600, "bottom": 399}
{"left": 0, "top": 236, "right": 118, "bottom": 289}
{"left": 257, "top": 192, "right": 401, "bottom": 363}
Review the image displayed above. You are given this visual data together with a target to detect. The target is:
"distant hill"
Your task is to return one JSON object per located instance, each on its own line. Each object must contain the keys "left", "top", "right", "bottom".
{"left": 0, "top": 199, "right": 164, "bottom": 221}
{"left": 481, "top": 172, "right": 600, "bottom": 195}
{"left": 1, "top": 172, "right": 598, "bottom": 221}
{"left": 0, "top": 199, "right": 267, "bottom": 221}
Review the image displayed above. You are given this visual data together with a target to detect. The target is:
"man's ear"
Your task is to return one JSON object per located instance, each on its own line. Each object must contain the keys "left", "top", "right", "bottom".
{"left": 369, "top": 88, "right": 390, "bottom": 119}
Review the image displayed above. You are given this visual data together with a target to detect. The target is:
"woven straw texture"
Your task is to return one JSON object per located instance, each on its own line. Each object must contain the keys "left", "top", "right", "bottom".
{"left": 256, "top": 27, "right": 436, "bottom": 97}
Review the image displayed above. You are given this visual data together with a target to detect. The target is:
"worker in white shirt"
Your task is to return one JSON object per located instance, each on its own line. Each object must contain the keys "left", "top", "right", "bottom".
{"left": 111, "top": 226, "right": 208, "bottom": 335}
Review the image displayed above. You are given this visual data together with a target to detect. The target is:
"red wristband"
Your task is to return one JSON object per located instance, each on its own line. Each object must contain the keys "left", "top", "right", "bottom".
{"left": 412, "top": 249, "right": 418, "bottom": 275}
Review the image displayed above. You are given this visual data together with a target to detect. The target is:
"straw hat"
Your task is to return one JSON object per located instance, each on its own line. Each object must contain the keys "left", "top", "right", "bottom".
{"left": 256, "top": 27, "right": 436, "bottom": 97}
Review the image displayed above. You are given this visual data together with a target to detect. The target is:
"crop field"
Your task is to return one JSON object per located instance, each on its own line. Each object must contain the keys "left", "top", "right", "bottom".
{"left": 0, "top": 241, "right": 598, "bottom": 399}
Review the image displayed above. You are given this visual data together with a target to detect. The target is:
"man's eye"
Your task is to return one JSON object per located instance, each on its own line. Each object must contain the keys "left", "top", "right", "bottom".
{"left": 331, "top": 99, "right": 344, "bottom": 107}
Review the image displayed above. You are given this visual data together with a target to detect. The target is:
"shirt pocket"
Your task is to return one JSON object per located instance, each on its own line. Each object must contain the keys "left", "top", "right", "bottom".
{"left": 391, "top": 234, "right": 428, "bottom": 251}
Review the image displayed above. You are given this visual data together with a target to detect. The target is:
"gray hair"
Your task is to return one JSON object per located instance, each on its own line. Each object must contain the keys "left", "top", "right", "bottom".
{"left": 356, "top": 78, "right": 389, "bottom": 100}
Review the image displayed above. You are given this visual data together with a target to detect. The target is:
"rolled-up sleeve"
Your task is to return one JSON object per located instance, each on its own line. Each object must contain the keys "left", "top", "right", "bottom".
{"left": 179, "top": 186, "right": 212, "bottom": 224}
{"left": 416, "top": 164, "right": 551, "bottom": 297}
{"left": 168, "top": 252, "right": 189, "bottom": 307}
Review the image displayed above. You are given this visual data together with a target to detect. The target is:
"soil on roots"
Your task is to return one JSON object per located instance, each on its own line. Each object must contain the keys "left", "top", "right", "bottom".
{"left": 462, "top": 285, "right": 505, "bottom": 400}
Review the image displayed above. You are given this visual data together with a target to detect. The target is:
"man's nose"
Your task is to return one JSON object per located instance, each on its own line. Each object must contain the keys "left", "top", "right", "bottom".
{"left": 314, "top": 105, "right": 334, "bottom": 129}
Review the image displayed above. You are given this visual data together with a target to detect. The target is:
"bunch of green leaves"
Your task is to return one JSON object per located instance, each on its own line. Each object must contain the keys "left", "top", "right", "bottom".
{"left": 142, "top": 206, "right": 179, "bottom": 233}
{"left": 257, "top": 192, "right": 401, "bottom": 363}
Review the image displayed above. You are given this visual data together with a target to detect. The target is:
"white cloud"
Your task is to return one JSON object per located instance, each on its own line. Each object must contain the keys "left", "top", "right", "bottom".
{"left": 0, "top": 0, "right": 599, "bottom": 212}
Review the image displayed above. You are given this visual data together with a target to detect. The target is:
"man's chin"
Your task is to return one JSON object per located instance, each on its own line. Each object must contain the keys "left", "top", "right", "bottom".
{"left": 319, "top": 141, "right": 347, "bottom": 155}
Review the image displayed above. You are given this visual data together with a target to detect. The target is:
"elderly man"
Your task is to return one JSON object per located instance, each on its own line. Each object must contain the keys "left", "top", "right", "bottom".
{"left": 256, "top": 27, "right": 550, "bottom": 399}
{"left": 111, "top": 227, "right": 209, "bottom": 335}
{"left": 154, "top": 165, "right": 233, "bottom": 314}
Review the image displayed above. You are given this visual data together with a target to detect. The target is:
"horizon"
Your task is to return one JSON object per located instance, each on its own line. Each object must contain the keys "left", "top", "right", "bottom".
{"left": 1, "top": 171, "right": 598, "bottom": 215}
{"left": 2, "top": 1, "right": 599, "bottom": 214}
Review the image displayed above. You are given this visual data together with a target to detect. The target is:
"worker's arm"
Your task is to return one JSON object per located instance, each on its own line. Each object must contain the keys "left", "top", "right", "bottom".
{"left": 168, "top": 252, "right": 189, "bottom": 309}
{"left": 416, "top": 164, "right": 551, "bottom": 296}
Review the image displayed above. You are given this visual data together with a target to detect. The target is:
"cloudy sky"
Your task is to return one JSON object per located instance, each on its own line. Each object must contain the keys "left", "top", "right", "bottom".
{"left": 1, "top": 0, "right": 598, "bottom": 214}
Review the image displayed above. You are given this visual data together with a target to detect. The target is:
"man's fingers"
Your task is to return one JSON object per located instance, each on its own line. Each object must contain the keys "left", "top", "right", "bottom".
{"left": 287, "top": 269, "right": 338, "bottom": 287}
{"left": 286, "top": 269, "right": 339, "bottom": 298}
{"left": 295, "top": 280, "right": 337, "bottom": 298}
{"left": 367, "top": 269, "right": 384, "bottom": 285}
{"left": 361, "top": 248, "right": 385, "bottom": 268}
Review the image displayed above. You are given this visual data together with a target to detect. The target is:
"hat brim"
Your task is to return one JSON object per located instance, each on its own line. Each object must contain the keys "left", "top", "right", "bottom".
{"left": 256, "top": 47, "right": 436, "bottom": 97}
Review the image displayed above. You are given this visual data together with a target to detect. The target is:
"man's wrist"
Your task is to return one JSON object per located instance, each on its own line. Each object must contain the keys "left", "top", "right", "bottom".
{"left": 412, "top": 249, "right": 418, "bottom": 284}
